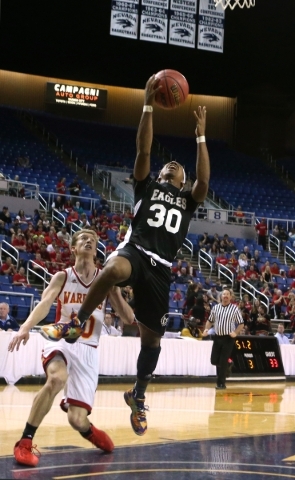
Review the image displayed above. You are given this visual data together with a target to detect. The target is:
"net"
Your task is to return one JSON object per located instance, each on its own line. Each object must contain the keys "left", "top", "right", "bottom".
{"left": 214, "top": 0, "right": 255, "bottom": 9}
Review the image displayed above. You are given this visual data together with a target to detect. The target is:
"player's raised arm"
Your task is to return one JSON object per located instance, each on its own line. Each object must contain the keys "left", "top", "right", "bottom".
{"left": 8, "top": 271, "right": 66, "bottom": 352}
{"left": 108, "top": 287, "right": 135, "bottom": 325}
{"left": 134, "top": 75, "right": 161, "bottom": 181}
{"left": 191, "top": 106, "right": 210, "bottom": 203}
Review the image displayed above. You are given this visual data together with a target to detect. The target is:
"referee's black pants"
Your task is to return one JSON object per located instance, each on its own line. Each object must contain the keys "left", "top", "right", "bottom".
{"left": 210, "top": 335, "right": 235, "bottom": 386}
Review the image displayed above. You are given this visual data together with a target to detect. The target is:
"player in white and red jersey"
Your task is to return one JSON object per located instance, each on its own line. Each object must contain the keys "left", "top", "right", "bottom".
{"left": 8, "top": 229, "right": 135, "bottom": 468}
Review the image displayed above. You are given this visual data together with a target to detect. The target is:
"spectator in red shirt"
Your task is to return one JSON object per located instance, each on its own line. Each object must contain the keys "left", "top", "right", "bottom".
{"left": 216, "top": 252, "right": 228, "bottom": 267}
{"left": 270, "top": 262, "right": 280, "bottom": 276}
{"left": 106, "top": 241, "right": 116, "bottom": 257}
{"left": 288, "top": 264, "right": 295, "bottom": 279}
{"left": 99, "top": 227, "right": 108, "bottom": 242}
{"left": 66, "top": 210, "right": 79, "bottom": 227}
{"left": 245, "top": 265, "right": 259, "bottom": 280}
{"left": 256, "top": 218, "right": 268, "bottom": 250}
{"left": 271, "top": 288, "right": 287, "bottom": 319}
{"left": 12, "top": 233, "right": 27, "bottom": 251}
{"left": 56, "top": 177, "right": 67, "bottom": 206}
{"left": 1, "top": 257, "right": 17, "bottom": 276}
{"left": 12, "top": 267, "right": 29, "bottom": 286}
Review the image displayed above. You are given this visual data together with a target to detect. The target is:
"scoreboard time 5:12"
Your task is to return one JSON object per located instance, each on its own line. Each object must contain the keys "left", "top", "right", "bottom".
{"left": 230, "top": 336, "right": 285, "bottom": 376}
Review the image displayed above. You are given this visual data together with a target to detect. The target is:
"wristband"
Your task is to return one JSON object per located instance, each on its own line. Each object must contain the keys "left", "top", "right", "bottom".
{"left": 196, "top": 136, "right": 206, "bottom": 144}
{"left": 143, "top": 105, "right": 153, "bottom": 113}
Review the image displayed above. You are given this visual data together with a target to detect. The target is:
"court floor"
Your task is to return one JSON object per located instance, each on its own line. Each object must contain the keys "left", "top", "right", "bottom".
{"left": 1, "top": 381, "right": 295, "bottom": 479}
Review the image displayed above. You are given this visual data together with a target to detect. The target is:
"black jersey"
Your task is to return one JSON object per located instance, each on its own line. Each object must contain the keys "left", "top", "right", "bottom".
{"left": 117, "top": 175, "right": 199, "bottom": 265}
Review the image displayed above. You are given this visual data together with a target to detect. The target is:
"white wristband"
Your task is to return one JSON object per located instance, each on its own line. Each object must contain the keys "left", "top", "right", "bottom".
{"left": 143, "top": 105, "right": 153, "bottom": 113}
{"left": 196, "top": 136, "right": 206, "bottom": 143}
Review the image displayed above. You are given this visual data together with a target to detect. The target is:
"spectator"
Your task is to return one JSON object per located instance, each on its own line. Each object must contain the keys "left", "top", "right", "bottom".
{"left": 106, "top": 241, "right": 116, "bottom": 257}
{"left": 172, "top": 288, "right": 184, "bottom": 302}
{"left": 68, "top": 177, "right": 81, "bottom": 202}
{"left": 256, "top": 218, "right": 268, "bottom": 250}
{"left": 56, "top": 177, "right": 67, "bottom": 205}
{"left": 51, "top": 196, "right": 64, "bottom": 212}
{"left": 274, "top": 323, "right": 290, "bottom": 345}
{"left": 12, "top": 232, "right": 27, "bottom": 251}
{"left": 74, "top": 201, "right": 84, "bottom": 215}
{"left": 216, "top": 251, "right": 228, "bottom": 267}
{"left": 66, "top": 210, "right": 79, "bottom": 228}
{"left": 177, "top": 267, "right": 193, "bottom": 284}
{"left": 199, "top": 232, "right": 212, "bottom": 251}
{"left": 256, "top": 304, "right": 271, "bottom": 335}
{"left": 101, "top": 312, "right": 122, "bottom": 336}
{"left": 0, "top": 302, "right": 19, "bottom": 331}
{"left": 242, "top": 245, "right": 252, "bottom": 260}
{"left": 234, "top": 205, "right": 244, "bottom": 224}
{"left": 197, "top": 202, "right": 207, "bottom": 220}
{"left": 57, "top": 226, "right": 71, "bottom": 245}
{"left": 64, "top": 199, "right": 74, "bottom": 213}
{"left": 79, "top": 214, "right": 90, "bottom": 229}
{"left": 271, "top": 289, "right": 286, "bottom": 319}
{"left": 13, "top": 267, "right": 29, "bottom": 286}
{"left": 206, "top": 284, "right": 220, "bottom": 305}
{"left": 0, "top": 206, "right": 11, "bottom": 224}
{"left": 270, "top": 262, "right": 280, "bottom": 277}
{"left": 238, "top": 253, "right": 248, "bottom": 270}
{"left": 181, "top": 318, "right": 202, "bottom": 340}
{"left": 16, "top": 209, "right": 31, "bottom": 224}
{"left": 1, "top": 257, "right": 17, "bottom": 276}
{"left": 288, "top": 264, "right": 295, "bottom": 279}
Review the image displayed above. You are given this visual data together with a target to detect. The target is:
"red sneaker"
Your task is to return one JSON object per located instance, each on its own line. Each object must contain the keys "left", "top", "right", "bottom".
{"left": 86, "top": 425, "right": 114, "bottom": 453}
{"left": 14, "top": 438, "right": 40, "bottom": 467}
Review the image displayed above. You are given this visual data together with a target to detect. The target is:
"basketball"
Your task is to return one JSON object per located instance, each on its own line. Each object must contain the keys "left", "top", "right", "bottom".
{"left": 154, "top": 69, "right": 189, "bottom": 109}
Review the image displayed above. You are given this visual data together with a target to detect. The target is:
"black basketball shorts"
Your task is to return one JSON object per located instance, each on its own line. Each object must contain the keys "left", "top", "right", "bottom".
{"left": 107, "top": 243, "right": 171, "bottom": 336}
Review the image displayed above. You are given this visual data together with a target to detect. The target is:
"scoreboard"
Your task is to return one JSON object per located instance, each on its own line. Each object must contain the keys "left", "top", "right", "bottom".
{"left": 230, "top": 336, "right": 285, "bottom": 378}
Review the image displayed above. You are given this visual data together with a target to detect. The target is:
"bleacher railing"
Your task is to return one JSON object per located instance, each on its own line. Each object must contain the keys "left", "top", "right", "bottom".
{"left": 269, "top": 234, "right": 280, "bottom": 258}
{"left": 217, "top": 263, "right": 234, "bottom": 289}
{"left": 198, "top": 249, "right": 214, "bottom": 274}
{"left": 1, "top": 240, "right": 19, "bottom": 268}
{"left": 284, "top": 245, "right": 295, "bottom": 265}
{"left": 27, "top": 260, "right": 52, "bottom": 290}
{"left": 181, "top": 238, "right": 193, "bottom": 260}
{"left": 240, "top": 278, "right": 269, "bottom": 311}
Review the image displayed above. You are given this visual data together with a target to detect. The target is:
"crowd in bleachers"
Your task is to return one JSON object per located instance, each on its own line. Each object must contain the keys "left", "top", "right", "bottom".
{"left": 168, "top": 231, "right": 295, "bottom": 339}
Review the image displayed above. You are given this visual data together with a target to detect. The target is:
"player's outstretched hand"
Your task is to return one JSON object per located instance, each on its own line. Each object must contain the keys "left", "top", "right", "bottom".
{"left": 194, "top": 106, "right": 206, "bottom": 137}
{"left": 8, "top": 327, "right": 30, "bottom": 352}
{"left": 144, "top": 74, "right": 162, "bottom": 107}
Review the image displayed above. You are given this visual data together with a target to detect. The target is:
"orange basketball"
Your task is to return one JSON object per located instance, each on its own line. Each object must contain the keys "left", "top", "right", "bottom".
{"left": 154, "top": 69, "right": 189, "bottom": 109}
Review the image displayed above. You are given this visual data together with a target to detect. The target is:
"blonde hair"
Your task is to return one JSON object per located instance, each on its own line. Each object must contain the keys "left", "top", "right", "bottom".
{"left": 71, "top": 228, "right": 98, "bottom": 247}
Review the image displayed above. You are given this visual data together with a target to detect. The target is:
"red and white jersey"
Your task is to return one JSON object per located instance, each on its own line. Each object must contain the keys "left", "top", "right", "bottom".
{"left": 55, "top": 267, "right": 105, "bottom": 346}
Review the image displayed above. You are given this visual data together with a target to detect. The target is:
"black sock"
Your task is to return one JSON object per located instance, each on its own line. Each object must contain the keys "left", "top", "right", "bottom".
{"left": 133, "top": 377, "right": 150, "bottom": 399}
{"left": 80, "top": 424, "right": 92, "bottom": 438}
{"left": 22, "top": 422, "right": 38, "bottom": 440}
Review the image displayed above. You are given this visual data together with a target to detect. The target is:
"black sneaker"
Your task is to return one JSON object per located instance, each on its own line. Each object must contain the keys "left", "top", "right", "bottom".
{"left": 216, "top": 384, "right": 226, "bottom": 390}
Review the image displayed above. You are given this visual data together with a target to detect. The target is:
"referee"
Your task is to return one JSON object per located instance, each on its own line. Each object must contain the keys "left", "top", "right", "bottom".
{"left": 203, "top": 288, "right": 244, "bottom": 389}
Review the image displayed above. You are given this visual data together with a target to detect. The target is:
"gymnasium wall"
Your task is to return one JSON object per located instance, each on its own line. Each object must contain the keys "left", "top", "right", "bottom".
{"left": 0, "top": 69, "right": 235, "bottom": 144}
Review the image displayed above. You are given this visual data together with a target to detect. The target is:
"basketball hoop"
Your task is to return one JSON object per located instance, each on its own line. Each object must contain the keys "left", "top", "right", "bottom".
{"left": 214, "top": 0, "right": 255, "bottom": 9}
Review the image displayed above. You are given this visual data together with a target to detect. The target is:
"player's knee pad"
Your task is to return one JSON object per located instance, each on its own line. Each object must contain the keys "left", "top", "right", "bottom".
{"left": 137, "top": 345, "right": 161, "bottom": 381}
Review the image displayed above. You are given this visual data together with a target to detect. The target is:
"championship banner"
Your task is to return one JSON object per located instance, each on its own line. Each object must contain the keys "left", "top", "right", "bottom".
{"left": 110, "top": 0, "right": 140, "bottom": 39}
{"left": 140, "top": 0, "right": 169, "bottom": 44}
{"left": 197, "top": 0, "right": 225, "bottom": 53}
{"left": 169, "top": 0, "right": 197, "bottom": 48}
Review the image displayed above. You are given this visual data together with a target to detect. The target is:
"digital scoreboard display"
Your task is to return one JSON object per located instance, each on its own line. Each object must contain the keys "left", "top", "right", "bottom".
{"left": 46, "top": 83, "right": 108, "bottom": 109}
{"left": 230, "top": 336, "right": 285, "bottom": 376}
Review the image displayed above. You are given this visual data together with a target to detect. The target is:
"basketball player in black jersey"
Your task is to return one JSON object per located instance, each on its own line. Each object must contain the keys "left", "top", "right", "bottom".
{"left": 43, "top": 74, "right": 210, "bottom": 436}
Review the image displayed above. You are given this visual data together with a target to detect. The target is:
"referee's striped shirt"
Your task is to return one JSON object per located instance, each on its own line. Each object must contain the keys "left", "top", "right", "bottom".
{"left": 208, "top": 303, "right": 244, "bottom": 336}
